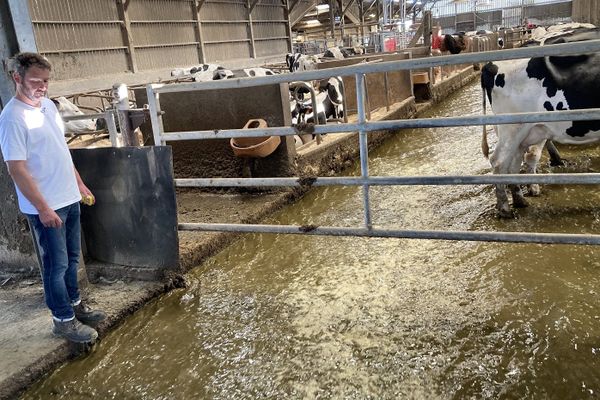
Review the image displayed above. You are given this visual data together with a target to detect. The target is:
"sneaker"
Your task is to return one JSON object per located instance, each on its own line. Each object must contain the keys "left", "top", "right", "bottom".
{"left": 74, "top": 302, "right": 107, "bottom": 326}
{"left": 53, "top": 319, "right": 98, "bottom": 343}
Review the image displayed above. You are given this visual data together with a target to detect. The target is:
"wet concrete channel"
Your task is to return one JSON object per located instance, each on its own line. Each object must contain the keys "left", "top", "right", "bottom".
{"left": 21, "top": 81, "right": 600, "bottom": 399}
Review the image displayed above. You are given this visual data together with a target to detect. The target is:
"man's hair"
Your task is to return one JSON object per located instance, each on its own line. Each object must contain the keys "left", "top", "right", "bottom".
{"left": 12, "top": 52, "right": 52, "bottom": 77}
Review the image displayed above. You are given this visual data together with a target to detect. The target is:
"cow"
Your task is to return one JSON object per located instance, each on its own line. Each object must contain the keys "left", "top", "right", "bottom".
{"left": 170, "top": 64, "right": 233, "bottom": 81}
{"left": 51, "top": 96, "right": 97, "bottom": 133}
{"left": 440, "top": 33, "right": 471, "bottom": 54}
{"left": 242, "top": 67, "right": 275, "bottom": 77}
{"left": 285, "top": 53, "right": 319, "bottom": 72}
{"left": 290, "top": 77, "right": 344, "bottom": 142}
{"left": 481, "top": 26, "right": 600, "bottom": 218}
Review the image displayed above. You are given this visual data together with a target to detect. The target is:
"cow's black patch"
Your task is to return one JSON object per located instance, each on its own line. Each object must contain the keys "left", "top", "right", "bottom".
{"left": 556, "top": 102, "right": 565, "bottom": 110}
{"left": 525, "top": 27, "right": 600, "bottom": 137}
{"left": 543, "top": 101, "right": 554, "bottom": 111}
{"left": 495, "top": 73, "right": 505, "bottom": 88}
{"left": 481, "top": 62, "right": 499, "bottom": 105}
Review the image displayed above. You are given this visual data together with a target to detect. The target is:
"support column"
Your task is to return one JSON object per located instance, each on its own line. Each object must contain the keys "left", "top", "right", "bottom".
{"left": 283, "top": 0, "right": 294, "bottom": 53}
{"left": 247, "top": 0, "right": 257, "bottom": 59}
{"left": 116, "top": 0, "right": 138, "bottom": 73}
{"left": 192, "top": 0, "right": 207, "bottom": 63}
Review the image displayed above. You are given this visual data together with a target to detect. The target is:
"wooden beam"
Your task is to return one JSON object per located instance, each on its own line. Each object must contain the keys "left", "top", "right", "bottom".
{"left": 247, "top": 0, "right": 257, "bottom": 58}
{"left": 408, "top": 20, "right": 424, "bottom": 47}
{"left": 7, "top": 0, "right": 37, "bottom": 52}
{"left": 192, "top": 0, "right": 207, "bottom": 63}
{"left": 116, "top": 0, "right": 138, "bottom": 72}
{"left": 341, "top": 0, "right": 357, "bottom": 16}
{"left": 283, "top": 0, "right": 294, "bottom": 52}
{"left": 248, "top": 0, "right": 260, "bottom": 13}
{"left": 288, "top": 0, "right": 301, "bottom": 12}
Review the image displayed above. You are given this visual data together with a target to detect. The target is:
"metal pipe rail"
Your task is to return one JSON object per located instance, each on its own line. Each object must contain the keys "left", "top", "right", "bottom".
{"left": 178, "top": 224, "right": 600, "bottom": 246}
{"left": 148, "top": 40, "right": 600, "bottom": 95}
{"left": 158, "top": 109, "right": 600, "bottom": 141}
{"left": 175, "top": 174, "right": 600, "bottom": 188}
{"left": 144, "top": 39, "right": 600, "bottom": 245}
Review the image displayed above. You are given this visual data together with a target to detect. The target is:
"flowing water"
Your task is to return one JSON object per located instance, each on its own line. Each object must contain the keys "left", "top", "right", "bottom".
{"left": 23, "top": 81, "right": 600, "bottom": 399}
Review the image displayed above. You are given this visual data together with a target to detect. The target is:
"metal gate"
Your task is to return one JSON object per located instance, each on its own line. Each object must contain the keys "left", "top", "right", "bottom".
{"left": 146, "top": 41, "right": 600, "bottom": 246}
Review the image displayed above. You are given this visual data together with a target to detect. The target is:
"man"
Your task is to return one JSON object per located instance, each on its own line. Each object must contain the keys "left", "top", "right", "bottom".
{"left": 0, "top": 52, "right": 106, "bottom": 343}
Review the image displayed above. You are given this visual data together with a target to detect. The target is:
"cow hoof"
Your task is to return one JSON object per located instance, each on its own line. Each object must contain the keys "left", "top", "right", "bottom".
{"left": 527, "top": 184, "right": 541, "bottom": 197}
{"left": 513, "top": 198, "right": 529, "bottom": 208}
{"left": 497, "top": 209, "right": 516, "bottom": 219}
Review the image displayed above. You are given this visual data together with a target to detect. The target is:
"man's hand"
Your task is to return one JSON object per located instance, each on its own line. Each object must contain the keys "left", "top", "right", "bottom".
{"left": 39, "top": 207, "right": 62, "bottom": 228}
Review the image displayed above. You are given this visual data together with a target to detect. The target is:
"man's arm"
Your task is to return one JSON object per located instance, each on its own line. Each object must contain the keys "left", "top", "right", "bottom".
{"left": 73, "top": 166, "right": 93, "bottom": 198}
{"left": 6, "top": 160, "right": 62, "bottom": 228}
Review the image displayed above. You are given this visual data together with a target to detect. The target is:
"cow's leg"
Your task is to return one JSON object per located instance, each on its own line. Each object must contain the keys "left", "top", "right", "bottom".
{"left": 523, "top": 141, "right": 545, "bottom": 196}
{"left": 508, "top": 152, "right": 528, "bottom": 208}
{"left": 489, "top": 124, "right": 531, "bottom": 218}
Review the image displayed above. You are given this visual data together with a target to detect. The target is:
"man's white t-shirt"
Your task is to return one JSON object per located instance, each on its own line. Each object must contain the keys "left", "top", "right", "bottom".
{"left": 0, "top": 97, "right": 81, "bottom": 214}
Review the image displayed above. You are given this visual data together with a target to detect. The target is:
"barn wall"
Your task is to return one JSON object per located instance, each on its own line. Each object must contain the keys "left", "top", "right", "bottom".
{"left": 572, "top": 0, "right": 600, "bottom": 25}
{"left": 27, "top": 0, "right": 292, "bottom": 81}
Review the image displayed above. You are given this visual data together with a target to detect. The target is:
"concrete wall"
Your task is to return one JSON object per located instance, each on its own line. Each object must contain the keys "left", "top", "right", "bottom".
{"left": 135, "top": 83, "right": 296, "bottom": 180}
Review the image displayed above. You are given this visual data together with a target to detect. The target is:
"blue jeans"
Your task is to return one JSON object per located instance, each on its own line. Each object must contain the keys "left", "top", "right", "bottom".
{"left": 27, "top": 202, "right": 81, "bottom": 320}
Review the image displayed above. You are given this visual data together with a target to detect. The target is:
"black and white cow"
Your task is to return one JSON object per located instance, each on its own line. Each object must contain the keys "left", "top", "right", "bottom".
{"left": 481, "top": 26, "right": 600, "bottom": 217}
{"left": 285, "top": 53, "right": 319, "bottom": 72}
{"left": 171, "top": 64, "right": 233, "bottom": 81}
{"left": 52, "top": 96, "right": 97, "bottom": 133}
{"left": 289, "top": 77, "right": 344, "bottom": 144}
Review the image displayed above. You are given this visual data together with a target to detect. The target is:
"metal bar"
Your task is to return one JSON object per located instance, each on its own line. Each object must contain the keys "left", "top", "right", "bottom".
{"left": 41, "top": 46, "right": 128, "bottom": 54}
{"left": 254, "top": 36, "right": 291, "bottom": 41}
{"left": 175, "top": 173, "right": 600, "bottom": 187}
{"left": 175, "top": 174, "right": 600, "bottom": 188}
{"left": 248, "top": 0, "right": 260, "bottom": 13}
{"left": 33, "top": 20, "right": 123, "bottom": 24}
{"left": 62, "top": 112, "right": 106, "bottom": 121}
{"left": 155, "top": 108, "right": 600, "bottom": 141}
{"left": 106, "top": 111, "right": 119, "bottom": 147}
{"left": 153, "top": 40, "right": 600, "bottom": 93}
{"left": 177, "top": 223, "right": 600, "bottom": 246}
{"left": 355, "top": 73, "right": 372, "bottom": 229}
{"left": 130, "top": 20, "right": 197, "bottom": 23}
{"left": 134, "top": 42, "right": 199, "bottom": 49}
{"left": 146, "top": 85, "right": 165, "bottom": 146}
{"left": 204, "top": 39, "right": 252, "bottom": 44}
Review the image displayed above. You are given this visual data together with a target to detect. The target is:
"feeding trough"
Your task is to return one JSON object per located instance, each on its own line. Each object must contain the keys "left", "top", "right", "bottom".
{"left": 230, "top": 119, "right": 281, "bottom": 158}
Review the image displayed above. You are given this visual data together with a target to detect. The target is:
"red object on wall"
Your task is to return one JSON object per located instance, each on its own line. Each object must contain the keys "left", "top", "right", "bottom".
{"left": 384, "top": 37, "right": 397, "bottom": 52}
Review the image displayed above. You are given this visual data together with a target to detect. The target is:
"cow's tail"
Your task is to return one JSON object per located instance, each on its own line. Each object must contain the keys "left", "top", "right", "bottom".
{"left": 480, "top": 62, "right": 498, "bottom": 159}
{"left": 481, "top": 87, "right": 490, "bottom": 158}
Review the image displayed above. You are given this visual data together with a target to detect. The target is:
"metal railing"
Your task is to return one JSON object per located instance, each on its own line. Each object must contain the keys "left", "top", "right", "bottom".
{"left": 146, "top": 39, "right": 600, "bottom": 245}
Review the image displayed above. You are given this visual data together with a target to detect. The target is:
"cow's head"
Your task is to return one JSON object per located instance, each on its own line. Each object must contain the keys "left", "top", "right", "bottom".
{"left": 441, "top": 34, "right": 468, "bottom": 54}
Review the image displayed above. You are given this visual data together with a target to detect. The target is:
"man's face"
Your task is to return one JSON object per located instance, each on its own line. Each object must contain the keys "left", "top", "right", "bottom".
{"left": 14, "top": 66, "right": 50, "bottom": 106}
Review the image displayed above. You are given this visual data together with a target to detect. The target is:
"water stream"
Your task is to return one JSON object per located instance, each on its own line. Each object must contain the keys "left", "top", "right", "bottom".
{"left": 23, "top": 81, "right": 600, "bottom": 399}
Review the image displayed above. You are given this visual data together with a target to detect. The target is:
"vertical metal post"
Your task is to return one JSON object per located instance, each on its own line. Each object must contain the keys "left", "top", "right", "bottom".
{"left": 146, "top": 85, "right": 165, "bottom": 146}
{"left": 112, "top": 83, "right": 139, "bottom": 146}
{"left": 355, "top": 73, "right": 372, "bottom": 229}
{"left": 105, "top": 110, "right": 120, "bottom": 147}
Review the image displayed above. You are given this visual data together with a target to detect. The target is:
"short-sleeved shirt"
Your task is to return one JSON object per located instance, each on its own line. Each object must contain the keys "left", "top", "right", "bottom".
{"left": 0, "top": 97, "right": 81, "bottom": 214}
